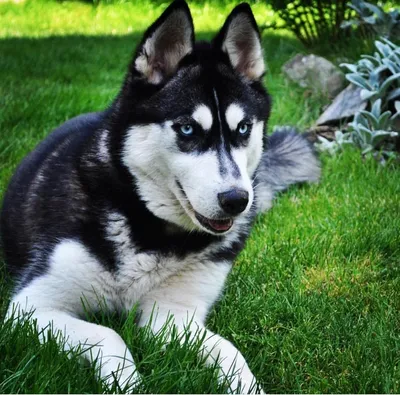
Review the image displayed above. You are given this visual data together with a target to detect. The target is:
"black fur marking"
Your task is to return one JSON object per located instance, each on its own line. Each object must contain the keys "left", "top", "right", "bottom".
{"left": 222, "top": 148, "right": 241, "bottom": 179}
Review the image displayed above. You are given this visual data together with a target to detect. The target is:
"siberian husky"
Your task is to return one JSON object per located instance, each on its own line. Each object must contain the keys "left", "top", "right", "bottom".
{"left": 1, "top": 1, "right": 320, "bottom": 393}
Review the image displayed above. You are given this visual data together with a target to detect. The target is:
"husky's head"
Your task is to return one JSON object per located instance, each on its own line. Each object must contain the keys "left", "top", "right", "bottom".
{"left": 114, "top": 0, "right": 270, "bottom": 236}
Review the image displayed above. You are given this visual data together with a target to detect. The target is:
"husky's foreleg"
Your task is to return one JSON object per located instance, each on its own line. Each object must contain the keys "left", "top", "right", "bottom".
{"left": 137, "top": 261, "right": 263, "bottom": 394}
{"left": 5, "top": 239, "right": 141, "bottom": 391}
{"left": 6, "top": 303, "right": 140, "bottom": 391}
{"left": 8, "top": 304, "right": 139, "bottom": 390}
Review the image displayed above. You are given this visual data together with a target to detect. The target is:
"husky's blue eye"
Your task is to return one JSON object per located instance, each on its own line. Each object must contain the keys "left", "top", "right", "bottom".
{"left": 180, "top": 124, "right": 193, "bottom": 136}
{"left": 238, "top": 122, "right": 251, "bottom": 135}
{"left": 239, "top": 124, "right": 248, "bottom": 134}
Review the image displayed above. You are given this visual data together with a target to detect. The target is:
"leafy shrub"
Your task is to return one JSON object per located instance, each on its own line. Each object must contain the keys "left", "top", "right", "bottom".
{"left": 72, "top": 0, "right": 138, "bottom": 4}
{"left": 316, "top": 38, "right": 399, "bottom": 161}
{"left": 267, "top": 0, "right": 353, "bottom": 47}
{"left": 343, "top": 99, "right": 399, "bottom": 156}
{"left": 340, "top": 38, "right": 400, "bottom": 112}
{"left": 341, "top": 0, "right": 400, "bottom": 41}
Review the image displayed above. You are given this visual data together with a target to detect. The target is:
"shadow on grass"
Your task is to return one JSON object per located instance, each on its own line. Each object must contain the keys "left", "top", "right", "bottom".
{"left": 0, "top": 31, "right": 304, "bottom": 173}
{"left": 0, "top": 31, "right": 303, "bottom": 82}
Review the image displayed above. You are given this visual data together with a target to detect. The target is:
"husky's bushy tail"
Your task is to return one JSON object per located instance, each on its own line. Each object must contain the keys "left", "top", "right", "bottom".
{"left": 256, "top": 126, "right": 321, "bottom": 213}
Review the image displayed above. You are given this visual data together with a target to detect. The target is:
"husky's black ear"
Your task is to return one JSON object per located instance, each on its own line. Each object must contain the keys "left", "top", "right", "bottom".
{"left": 132, "top": 0, "right": 194, "bottom": 84}
{"left": 214, "top": 3, "right": 265, "bottom": 81}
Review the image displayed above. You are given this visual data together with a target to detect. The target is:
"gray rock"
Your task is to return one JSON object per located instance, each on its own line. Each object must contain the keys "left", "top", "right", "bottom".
{"left": 306, "top": 125, "right": 338, "bottom": 142}
{"left": 282, "top": 54, "right": 345, "bottom": 98}
{"left": 316, "top": 84, "right": 367, "bottom": 126}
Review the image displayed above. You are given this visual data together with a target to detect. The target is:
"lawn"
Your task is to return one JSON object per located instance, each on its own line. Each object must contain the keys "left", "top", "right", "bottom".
{"left": 0, "top": 0, "right": 400, "bottom": 393}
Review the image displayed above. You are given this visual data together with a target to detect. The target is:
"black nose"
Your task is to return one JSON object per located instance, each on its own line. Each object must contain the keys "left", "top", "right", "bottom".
{"left": 218, "top": 189, "right": 249, "bottom": 215}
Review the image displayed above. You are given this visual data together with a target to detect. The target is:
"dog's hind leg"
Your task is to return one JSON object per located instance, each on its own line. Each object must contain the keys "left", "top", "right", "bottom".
{"left": 137, "top": 261, "right": 263, "bottom": 394}
{"left": 6, "top": 304, "right": 140, "bottom": 392}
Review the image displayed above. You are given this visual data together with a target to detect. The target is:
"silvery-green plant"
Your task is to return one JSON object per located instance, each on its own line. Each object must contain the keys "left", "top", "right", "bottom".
{"left": 340, "top": 38, "right": 400, "bottom": 106}
{"left": 317, "top": 99, "right": 399, "bottom": 158}
{"left": 341, "top": 0, "right": 400, "bottom": 41}
{"left": 315, "top": 131, "right": 353, "bottom": 155}
{"left": 318, "top": 38, "right": 400, "bottom": 160}
{"left": 346, "top": 99, "right": 399, "bottom": 155}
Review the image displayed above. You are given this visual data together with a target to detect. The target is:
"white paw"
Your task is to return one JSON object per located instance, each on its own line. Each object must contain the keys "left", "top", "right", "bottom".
{"left": 224, "top": 367, "right": 264, "bottom": 394}
{"left": 101, "top": 360, "right": 141, "bottom": 393}
{"left": 227, "top": 375, "right": 260, "bottom": 394}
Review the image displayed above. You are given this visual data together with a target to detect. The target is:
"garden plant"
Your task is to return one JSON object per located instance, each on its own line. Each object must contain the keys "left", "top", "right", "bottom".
{"left": 316, "top": 37, "right": 400, "bottom": 159}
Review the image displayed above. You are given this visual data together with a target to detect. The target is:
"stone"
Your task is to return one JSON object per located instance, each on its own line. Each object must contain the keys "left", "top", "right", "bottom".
{"left": 316, "top": 84, "right": 367, "bottom": 126}
{"left": 306, "top": 125, "right": 338, "bottom": 143}
{"left": 282, "top": 54, "right": 345, "bottom": 98}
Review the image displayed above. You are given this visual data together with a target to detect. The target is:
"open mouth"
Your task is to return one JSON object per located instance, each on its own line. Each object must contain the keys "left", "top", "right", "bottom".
{"left": 194, "top": 212, "right": 233, "bottom": 233}
{"left": 176, "top": 181, "right": 234, "bottom": 234}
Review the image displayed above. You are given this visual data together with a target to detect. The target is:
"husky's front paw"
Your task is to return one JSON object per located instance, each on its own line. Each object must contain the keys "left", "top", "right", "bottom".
{"left": 102, "top": 361, "right": 141, "bottom": 393}
{"left": 226, "top": 371, "right": 264, "bottom": 394}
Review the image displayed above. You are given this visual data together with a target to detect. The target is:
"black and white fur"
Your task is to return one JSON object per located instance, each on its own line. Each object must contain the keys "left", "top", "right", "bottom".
{"left": 0, "top": 1, "right": 320, "bottom": 393}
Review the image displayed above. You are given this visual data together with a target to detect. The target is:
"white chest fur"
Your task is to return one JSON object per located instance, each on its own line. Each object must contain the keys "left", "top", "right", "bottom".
{"left": 12, "top": 211, "right": 237, "bottom": 317}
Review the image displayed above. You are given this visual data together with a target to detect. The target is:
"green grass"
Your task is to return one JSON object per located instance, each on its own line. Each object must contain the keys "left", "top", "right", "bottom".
{"left": 1, "top": 0, "right": 400, "bottom": 393}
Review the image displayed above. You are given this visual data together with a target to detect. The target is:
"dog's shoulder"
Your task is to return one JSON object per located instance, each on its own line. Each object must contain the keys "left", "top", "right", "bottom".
{"left": 0, "top": 112, "right": 107, "bottom": 277}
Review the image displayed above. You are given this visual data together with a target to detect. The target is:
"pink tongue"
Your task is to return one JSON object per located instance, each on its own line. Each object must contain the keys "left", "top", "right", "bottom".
{"left": 208, "top": 218, "right": 233, "bottom": 231}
